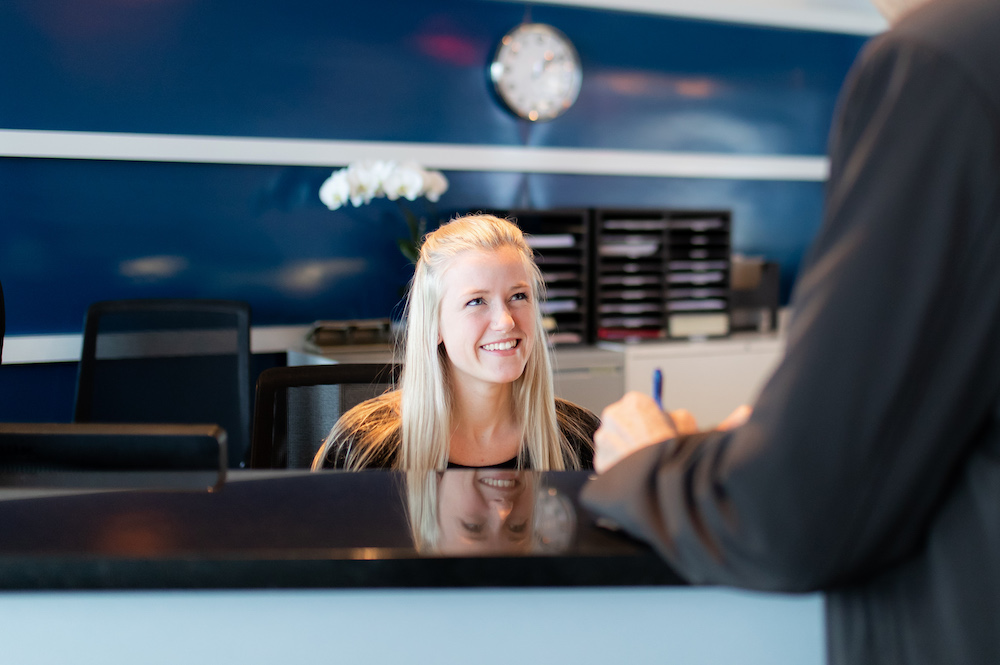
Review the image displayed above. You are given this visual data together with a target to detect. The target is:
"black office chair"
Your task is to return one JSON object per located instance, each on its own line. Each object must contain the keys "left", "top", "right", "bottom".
{"left": 73, "top": 299, "right": 251, "bottom": 468}
{"left": 251, "top": 363, "right": 400, "bottom": 469}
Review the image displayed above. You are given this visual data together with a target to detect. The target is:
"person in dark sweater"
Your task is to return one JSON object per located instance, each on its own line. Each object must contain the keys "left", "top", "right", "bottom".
{"left": 582, "top": 0, "right": 1000, "bottom": 662}
{"left": 312, "top": 214, "right": 600, "bottom": 472}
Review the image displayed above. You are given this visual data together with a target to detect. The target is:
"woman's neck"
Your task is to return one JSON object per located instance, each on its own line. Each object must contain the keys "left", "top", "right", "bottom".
{"left": 447, "top": 380, "right": 522, "bottom": 466}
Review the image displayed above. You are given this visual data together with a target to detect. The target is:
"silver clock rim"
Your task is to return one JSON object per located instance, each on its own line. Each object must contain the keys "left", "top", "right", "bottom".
{"left": 490, "top": 22, "right": 582, "bottom": 122}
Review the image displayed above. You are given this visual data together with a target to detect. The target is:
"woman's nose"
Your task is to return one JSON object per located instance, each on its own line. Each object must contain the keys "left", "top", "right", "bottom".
{"left": 491, "top": 305, "right": 514, "bottom": 331}
{"left": 493, "top": 499, "right": 513, "bottom": 522}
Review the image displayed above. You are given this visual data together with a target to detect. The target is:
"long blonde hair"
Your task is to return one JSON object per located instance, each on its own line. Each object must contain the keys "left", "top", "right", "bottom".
{"left": 312, "top": 214, "right": 578, "bottom": 471}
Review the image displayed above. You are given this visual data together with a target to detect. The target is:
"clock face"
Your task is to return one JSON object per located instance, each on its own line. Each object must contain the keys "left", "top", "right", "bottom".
{"left": 490, "top": 23, "right": 582, "bottom": 122}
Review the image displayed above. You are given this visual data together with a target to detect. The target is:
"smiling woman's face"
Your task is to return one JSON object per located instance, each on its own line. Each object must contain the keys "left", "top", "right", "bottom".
{"left": 435, "top": 470, "right": 535, "bottom": 554}
{"left": 436, "top": 246, "right": 536, "bottom": 394}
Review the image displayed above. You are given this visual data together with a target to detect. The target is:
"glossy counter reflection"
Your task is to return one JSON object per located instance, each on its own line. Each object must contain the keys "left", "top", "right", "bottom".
{"left": 406, "top": 470, "right": 575, "bottom": 555}
{"left": 0, "top": 470, "right": 683, "bottom": 590}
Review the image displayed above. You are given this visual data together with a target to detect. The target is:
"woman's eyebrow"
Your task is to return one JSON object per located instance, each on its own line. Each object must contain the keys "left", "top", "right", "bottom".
{"left": 453, "top": 281, "right": 531, "bottom": 299}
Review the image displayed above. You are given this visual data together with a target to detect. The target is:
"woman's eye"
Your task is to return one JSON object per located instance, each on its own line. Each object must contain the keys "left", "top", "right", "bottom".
{"left": 507, "top": 521, "right": 528, "bottom": 534}
{"left": 465, "top": 297, "right": 485, "bottom": 307}
{"left": 510, "top": 292, "right": 528, "bottom": 302}
{"left": 462, "top": 521, "right": 484, "bottom": 533}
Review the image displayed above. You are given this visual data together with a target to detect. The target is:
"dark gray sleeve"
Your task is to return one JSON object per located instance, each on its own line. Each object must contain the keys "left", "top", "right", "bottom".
{"left": 582, "top": 35, "right": 1000, "bottom": 592}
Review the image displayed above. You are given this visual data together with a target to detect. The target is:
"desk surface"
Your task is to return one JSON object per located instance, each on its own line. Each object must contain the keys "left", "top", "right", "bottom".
{"left": 0, "top": 470, "right": 684, "bottom": 591}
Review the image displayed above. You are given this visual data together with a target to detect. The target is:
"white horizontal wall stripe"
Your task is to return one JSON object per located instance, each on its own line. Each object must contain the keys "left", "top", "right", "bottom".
{"left": 3, "top": 335, "right": 84, "bottom": 365}
{"left": 489, "top": 0, "right": 888, "bottom": 35}
{"left": 1, "top": 326, "right": 314, "bottom": 365}
{"left": 0, "top": 129, "right": 829, "bottom": 181}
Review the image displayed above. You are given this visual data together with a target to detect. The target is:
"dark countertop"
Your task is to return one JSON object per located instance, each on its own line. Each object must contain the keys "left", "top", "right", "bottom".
{"left": 0, "top": 470, "right": 686, "bottom": 591}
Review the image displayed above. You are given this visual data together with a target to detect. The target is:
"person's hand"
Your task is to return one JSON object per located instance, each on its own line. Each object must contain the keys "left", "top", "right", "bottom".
{"left": 716, "top": 404, "right": 752, "bottom": 431}
{"left": 669, "top": 408, "right": 699, "bottom": 435}
{"left": 593, "top": 395, "right": 752, "bottom": 474}
{"left": 593, "top": 392, "right": 680, "bottom": 474}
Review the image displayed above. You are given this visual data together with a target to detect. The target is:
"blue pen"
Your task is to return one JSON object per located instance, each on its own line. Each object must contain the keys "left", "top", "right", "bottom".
{"left": 652, "top": 367, "right": 679, "bottom": 432}
{"left": 652, "top": 368, "right": 664, "bottom": 410}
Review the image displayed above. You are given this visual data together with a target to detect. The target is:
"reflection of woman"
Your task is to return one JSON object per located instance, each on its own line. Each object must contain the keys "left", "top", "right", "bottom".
{"left": 311, "top": 214, "right": 598, "bottom": 471}
{"left": 406, "top": 470, "right": 576, "bottom": 555}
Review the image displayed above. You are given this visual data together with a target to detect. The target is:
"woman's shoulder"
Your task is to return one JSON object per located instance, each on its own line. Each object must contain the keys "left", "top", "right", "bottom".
{"left": 322, "top": 392, "right": 402, "bottom": 469}
{"left": 345, "top": 391, "right": 401, "bottom": 420}
{"left": 555, "top": 397, "right": 601, "bottom": 433}
{"left": 554, "top": 398, "right": 600, "bottom": 470}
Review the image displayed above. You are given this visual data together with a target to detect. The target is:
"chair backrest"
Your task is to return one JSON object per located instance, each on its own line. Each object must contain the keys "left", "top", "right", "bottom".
{"left": 251, "top": 363, "right": 400, "bottom": 469}
{"left": 73, "top": 299, "right": 251, "bottom": 468}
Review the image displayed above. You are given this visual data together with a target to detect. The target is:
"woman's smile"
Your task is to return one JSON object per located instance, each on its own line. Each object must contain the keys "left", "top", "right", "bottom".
{"left": 480, "top": 339, "right": 520, "bottom": 353}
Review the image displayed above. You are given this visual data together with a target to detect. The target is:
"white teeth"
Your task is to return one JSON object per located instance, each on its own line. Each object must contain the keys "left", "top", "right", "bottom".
{"left": 481, "top": 340, "right": 518, "bottom": 351}
{"left": 480, "top": 478, "right": 517, "bottom": 488}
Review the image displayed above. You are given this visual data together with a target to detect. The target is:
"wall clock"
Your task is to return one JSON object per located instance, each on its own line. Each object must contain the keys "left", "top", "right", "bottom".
{"left": 490, "top": 23, "right": 582, "bottom": 122}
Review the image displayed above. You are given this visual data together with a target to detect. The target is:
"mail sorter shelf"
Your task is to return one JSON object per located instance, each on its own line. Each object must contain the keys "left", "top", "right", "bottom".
{"left": 595, "top": 209, "right": 731, "bottom": 341}
{"left": 485, "top": 209, "right": 593, "bottom": 345}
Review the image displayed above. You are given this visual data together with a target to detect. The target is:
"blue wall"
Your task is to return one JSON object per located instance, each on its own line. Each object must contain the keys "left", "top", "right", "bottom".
{"left": 0, "top": 0, "right": 868, "bottom": 336}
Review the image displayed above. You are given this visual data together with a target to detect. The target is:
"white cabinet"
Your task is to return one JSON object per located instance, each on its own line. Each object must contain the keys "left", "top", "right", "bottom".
{"left": 618, "top": 334, "right": 785, "bottom": 428}
{"left": 550, "top": 346, "right": 624, "bottom": 416}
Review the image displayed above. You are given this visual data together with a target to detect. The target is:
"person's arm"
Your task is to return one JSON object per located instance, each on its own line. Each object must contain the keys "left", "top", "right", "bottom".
{"left": 583, "top": 33, "right": 1000, "bottom": 591}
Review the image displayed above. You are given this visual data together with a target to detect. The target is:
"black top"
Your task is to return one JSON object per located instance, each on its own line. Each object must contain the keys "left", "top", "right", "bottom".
{"left": 583, "top": 1, "right": 1000, "bottom": 663}
{"left": 319, "top": 398, "right": 599, "bottom": 470}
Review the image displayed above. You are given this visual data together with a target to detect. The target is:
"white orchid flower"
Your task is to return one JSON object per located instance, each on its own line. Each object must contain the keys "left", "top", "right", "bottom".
{"left": 385, "top": 162, "right": 426, "bottom": 201}
{"left": 318, "top": 159, "right": 447, "bottom": 209}
{"left": 371, "top": 160, "right": 397, "bottom": 183}
{"left": 346, "top": 161, "right": 383, "bottom": 206}
{"left": 422, "top": 170, "right": 449, "bottom": 202}
{"left": 318, "top": 169, "right": 351, "bottom": 210}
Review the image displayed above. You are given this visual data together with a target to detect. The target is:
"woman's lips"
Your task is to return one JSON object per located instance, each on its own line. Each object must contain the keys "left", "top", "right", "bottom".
{"left": 478, "top": 476, "right": 519, "bottom": 489}
{"left": 480, "top": 338, "right": 520, "bottom": 352}
{"left": 475, "top": 469, "right": 522, "bottom": 490}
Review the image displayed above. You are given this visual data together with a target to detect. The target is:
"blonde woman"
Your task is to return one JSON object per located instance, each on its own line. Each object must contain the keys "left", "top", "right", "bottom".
{"left": 311, "top": 214, "right": 598, "bottom": 471}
